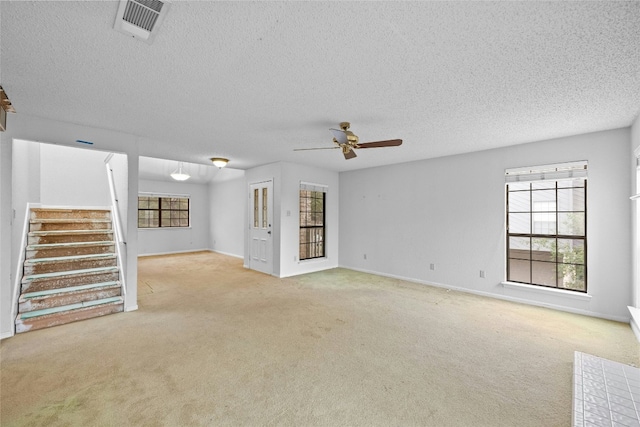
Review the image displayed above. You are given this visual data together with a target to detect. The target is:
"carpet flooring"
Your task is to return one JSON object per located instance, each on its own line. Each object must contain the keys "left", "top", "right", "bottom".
{"left": 1, "top": 251, "right": 639, "bottom": 426}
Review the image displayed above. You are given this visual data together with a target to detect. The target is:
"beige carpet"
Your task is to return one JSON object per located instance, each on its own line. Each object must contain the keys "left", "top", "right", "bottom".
{"left": 1, "top": 251, "right": 638, "bottom": 426}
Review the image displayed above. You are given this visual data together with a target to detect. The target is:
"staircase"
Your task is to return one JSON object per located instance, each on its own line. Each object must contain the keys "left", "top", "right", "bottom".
{"left": 15, "top": 208, "right": 124, "bottom": 333}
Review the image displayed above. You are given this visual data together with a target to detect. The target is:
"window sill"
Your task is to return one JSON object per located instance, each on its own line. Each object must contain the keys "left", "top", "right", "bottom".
{"left": 138, "top": 227, "right": 192, "bottom": 231}
{"left": 298, "top": 257, "right": 327, "bottom": 264}
{"left": 501, "top": 281, "right": 592, "bottom": 301}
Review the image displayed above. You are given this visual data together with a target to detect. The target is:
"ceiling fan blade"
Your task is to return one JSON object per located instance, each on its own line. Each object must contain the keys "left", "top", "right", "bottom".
{"left": 356, "top": 139, "right": 403, "bottom": 149}
{"left": 330, "top": 128, "right": 348, "bottom": 145}
{"left": 344, "top": 149, "right": 357, "bottom": 160}
{"left": 293, "top": 147, "right": 340, "bottom": 151}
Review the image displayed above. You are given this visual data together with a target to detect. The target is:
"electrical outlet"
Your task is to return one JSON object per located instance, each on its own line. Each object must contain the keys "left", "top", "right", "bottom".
{"left": 430, "top": 263, "right": 435, "bottom": 271}
{"left": 480, "top": 270, "right": 485, "bottom": 278}
{"left": 364, "top": 254, "right": 367, "bottom": 260}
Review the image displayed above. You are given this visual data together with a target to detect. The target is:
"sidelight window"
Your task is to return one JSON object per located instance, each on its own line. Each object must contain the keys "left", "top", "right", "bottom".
{"left": 300, "top": 182, "right": 327, "bottom": 260}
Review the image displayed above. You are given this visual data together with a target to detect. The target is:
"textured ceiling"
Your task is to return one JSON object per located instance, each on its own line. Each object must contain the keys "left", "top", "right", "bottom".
{"left": 1, "top": 1, "right": 639, "bottom": 172}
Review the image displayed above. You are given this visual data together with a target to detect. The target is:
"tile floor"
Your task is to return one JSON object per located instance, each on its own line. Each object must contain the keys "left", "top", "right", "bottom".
{"left": 573, "top": 352, "right": 640, "bottom": 427}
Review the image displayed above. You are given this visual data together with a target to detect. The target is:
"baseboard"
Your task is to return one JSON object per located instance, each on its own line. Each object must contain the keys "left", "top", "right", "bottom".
{"left": 629, "top": 306, "right": 640, "bottom": 342}
{"left": 211, "top": 250, "right": 243, "bottom": 259}
{"left": 138, "top": 248, "right": 211, "bottom": 257}
{"left": 1, "top": 330, "right": 14, "bottom": 340}
{"left": 340, "top": 265, "right": 630, "bottom": 323}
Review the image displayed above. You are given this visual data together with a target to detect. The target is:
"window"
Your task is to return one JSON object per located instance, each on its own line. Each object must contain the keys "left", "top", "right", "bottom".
{"left": 138, "top": 194, "right": 190, "bottom": 228}
{"left": 506, "top": 162, "right": 587, "bottom": 292}
{"left": 300, "top": 182, "right": 326, "bottom": 260}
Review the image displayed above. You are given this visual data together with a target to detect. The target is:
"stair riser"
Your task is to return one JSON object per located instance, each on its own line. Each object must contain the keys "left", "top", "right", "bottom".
{"left": 30, "top": 210, "right": 111, "bottom": 220}
{"left": 28, "top": 233, "right": 114, "bottom": 245}
{"left": 22, "top": 271, "right": 120, "bottom": 293}
{"left": 19, "top": 288, "right": 122, "bottom": 312}
{"left": 26, "top": 244, "right": 116, "bottom": 259}
{"left": 16, "top": 302, "right": 124, "bottom": 333}
{"left": 30, "top": 222, "right": 112, "bottom": 231}
{"left": 24, "top": 258, "right": 117, "bottom": 276}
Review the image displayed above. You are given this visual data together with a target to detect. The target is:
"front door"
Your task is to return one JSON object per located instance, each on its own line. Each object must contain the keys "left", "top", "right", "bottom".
{"left": 249, "top": 180, "right": 273, "bottom": 275}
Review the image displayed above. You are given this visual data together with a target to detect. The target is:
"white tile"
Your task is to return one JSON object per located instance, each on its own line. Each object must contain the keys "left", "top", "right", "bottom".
{"left": 608, "top": 394, "right": 636, "bottom": 411}
{"left": 585, "top": 387, "right": 610, "bottom": 400}
{"left": 583, "top": 410, "right": 612, "bottom": 426}
{"left": 607, "top": 386, "right": 633, "bottom": 400}
{"left": 574, "top": 353, "right": 640, "bottom": 427}
{"left": 607, "top": 378, "right": 632, "bottom": 391}
{"left": 611, "top": 411, "right": 640, "bottom": 427}
{"left": 584, "top": 393, "right": 610, "bottom": 409}
{"left": 584, "top": 378, "right": 608, "bottom": 392}
{"left": 610, "top": 402, "right": 639, "bottom": 420}
{"left": 584, "top": 403, "right": 611, "bottom": 420}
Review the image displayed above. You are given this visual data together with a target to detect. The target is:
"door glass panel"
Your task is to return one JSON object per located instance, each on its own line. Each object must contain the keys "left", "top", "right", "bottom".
{"left": 262, "top": 188, "right": 268, "bottom": 228}
{"left": 253, "top": 189, "right": 259, "bottom": 228}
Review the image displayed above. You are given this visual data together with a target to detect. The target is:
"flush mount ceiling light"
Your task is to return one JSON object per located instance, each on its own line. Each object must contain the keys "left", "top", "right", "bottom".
{"left": 211, "top": 158, "right": 229, "bottom": 168}
{"left": 170, "top": 162, "right": 190, "bottom": 181}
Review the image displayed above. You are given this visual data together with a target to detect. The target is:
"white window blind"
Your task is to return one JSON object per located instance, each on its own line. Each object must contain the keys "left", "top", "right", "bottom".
{"left": 139, "top": 191, "right": 190, "bottom": 199}
{"left": 300, "top": 182, "right": 328, "bottom": 193}
{"left": 505, "top": 161, "right": 588, "bottom": 184}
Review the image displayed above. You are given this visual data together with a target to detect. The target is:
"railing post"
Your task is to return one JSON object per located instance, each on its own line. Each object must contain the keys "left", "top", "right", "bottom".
{"left": 104, "top": 155, "right": 127, "bottom": 300}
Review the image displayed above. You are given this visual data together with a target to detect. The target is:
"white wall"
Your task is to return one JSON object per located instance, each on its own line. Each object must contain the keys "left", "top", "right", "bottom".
{"left": 209, "top": 169, "right": 245, "bottom": 258}
{"left": 631, "top": 115, "right": 640, "bottom": 310}
{"left": 0, "top": 135, "right": 12, "bottom": 338}
{"left": 340, "top": 128, "right": 632, "bottom": 321}
{"left": 280, "top": 162, "right": 339, "bottom": 277}
{"left": 138, "top": 179, "right": 211, "bottom": 255}
{"left": 40, "top": 144, "right": 112, "bottom": 206}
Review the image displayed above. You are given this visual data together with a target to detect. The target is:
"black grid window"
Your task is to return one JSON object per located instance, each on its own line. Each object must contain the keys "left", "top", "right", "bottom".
{"left": 138, "top": 196, "right": 190, "bottom": 228}
{"left": 300, "top": 189, "right": 325, "bottom": 260}
{"left": 506, "top": 178, "right": 586, "bottom": 292}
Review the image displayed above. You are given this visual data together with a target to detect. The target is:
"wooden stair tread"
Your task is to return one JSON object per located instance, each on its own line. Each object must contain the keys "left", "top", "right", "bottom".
{"left": 29, "top": 230, "right": 113, "bottom": 235}
{"left": 17, "top": 297, "right": 123, "bottom": 319}
{"left": 24, "top": 253, "right": 116, "bottom": 264}
{"left": 30, "top": 209, "right": 110, "bottom": 215}
{"left": 29, "top": 218, "right": 111, "bottom": 224}
{"left": 16, "top": 207, "right": 123, "bottom": 333}
{"left": 27, "top": 241, "right": 114, "bottom": 249}
{"left": 22, "top": 266, "right": 119, "bottom": 282}
{"left": 21, "top": 281, "right": 121, "bottom": 299}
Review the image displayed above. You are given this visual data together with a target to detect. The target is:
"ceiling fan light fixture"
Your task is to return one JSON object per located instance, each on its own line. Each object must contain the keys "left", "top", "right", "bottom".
{"left": 211, "top": 157, "right": 229, "bottom": 168}
{"left": 170, "top": 162, "right": 190, "bottom": 181}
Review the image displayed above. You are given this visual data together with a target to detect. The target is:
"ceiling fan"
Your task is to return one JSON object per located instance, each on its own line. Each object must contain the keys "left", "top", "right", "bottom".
{"left": 294, "top": 122, "right": 402, "bottom": 160}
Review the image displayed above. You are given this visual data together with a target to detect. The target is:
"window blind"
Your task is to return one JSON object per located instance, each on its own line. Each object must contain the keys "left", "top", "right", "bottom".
{"left": 139, "top": 191, "right": 190, "bottom": 199}
{"left": 300, "top": 182, "right": 328, "bottom": 193}
{"left": 505, "top": 161, "right": 587, "bottom": 184}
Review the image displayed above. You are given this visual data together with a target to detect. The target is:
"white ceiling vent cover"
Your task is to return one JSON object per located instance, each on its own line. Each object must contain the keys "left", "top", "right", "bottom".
{"left": 114, "top": 0, "right": 170, "bottom": 44}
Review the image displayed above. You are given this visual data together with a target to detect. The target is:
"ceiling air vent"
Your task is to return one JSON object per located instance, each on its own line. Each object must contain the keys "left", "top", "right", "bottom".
{"left": 114, "top": 0, "right": 170, "bottom": 44}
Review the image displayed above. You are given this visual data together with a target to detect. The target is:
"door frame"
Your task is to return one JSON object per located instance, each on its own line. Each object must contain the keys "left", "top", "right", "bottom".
{"left": 248, "top": 179, "right": 274, "bottom": 275}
